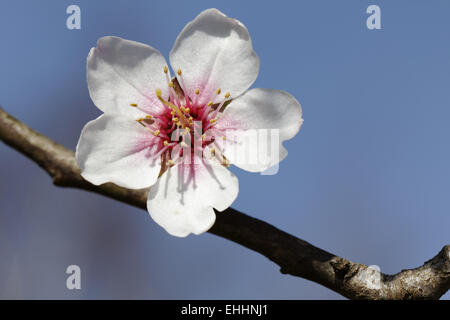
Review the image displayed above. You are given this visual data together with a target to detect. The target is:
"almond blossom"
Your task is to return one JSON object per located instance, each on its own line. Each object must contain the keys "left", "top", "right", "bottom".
{"left": 75, "top": 8, "right": 303, "bottom": 237}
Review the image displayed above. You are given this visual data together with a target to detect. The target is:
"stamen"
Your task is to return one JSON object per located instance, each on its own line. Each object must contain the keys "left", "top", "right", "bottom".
{"left": 163, "top": 68, "right": 179, "bottom": 105}
{"left": 154, "top": 70, "right": 232, "bottom": 160}
{"left": 130, "top": 103, "right": 138, "bottom": 107}
{"left": 169, "top": 86, "right": 181, "bottom": 106}
{"left": 155, "top": 89, "right": 189, "bottom": 127}
{"left": 174, "top": 68, "right": 191, "bottom": 108}
{"left": 210, "top": 141, "right": 229, "bottom": 166}
{"left": 210, "top": 103, "right": 223, "bottom": 120}
{"left": 208, "top": 93, "right": 230, "bottom": 122}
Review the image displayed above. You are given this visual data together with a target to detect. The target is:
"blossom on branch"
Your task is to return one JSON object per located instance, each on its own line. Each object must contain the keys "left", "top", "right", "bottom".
{"left": 76, "top": 8, "right": 303, "bottom": 237}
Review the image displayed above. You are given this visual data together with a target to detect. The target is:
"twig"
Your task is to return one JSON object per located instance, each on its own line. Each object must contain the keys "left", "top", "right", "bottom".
{"left": 1, "top": 106, "right": 448, "bottom": 299}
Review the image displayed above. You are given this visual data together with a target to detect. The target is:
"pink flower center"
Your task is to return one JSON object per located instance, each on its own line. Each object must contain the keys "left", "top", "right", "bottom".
{"left": 130, "top": 67, "right": 232, "bottom": 168}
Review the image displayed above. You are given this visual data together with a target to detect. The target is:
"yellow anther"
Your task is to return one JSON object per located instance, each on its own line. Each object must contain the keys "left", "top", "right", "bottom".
{"left": 188, "top": 116, "right": 193, "bottom": 121}
{"left": 156, "top": 91, "right": 189, "bottom": 126}
{"left": 210, "top": 148, "right": 216, "bottom": 156}
{"left": 224, "top": 92, "right": 230, "bottom": 99}
{"left": 163, "top": 141, "right": 169, "bottom": 146}
{"left": 201, "top": 134, "right": 206, "bottom": 140}
{"left": 145, "top": 115, "right": 152, "bottom": 119}
{"left": 222, "top": 136, "right": 226, "bottom": 140}
{"left": 168, "top": 81, "right": 174, "bottom": 88}
{"left": 177, "top": 68, "right": 182, "bottom": 75}
{"left": 210, "top": 119, "right": 217, "bottom": 124}
{"left": 223, "top": 159, "right": 230, "bottom": 166}
{"left": 168, "top": 159, "right": 174, "bottom": 166}
{"left": 195, "top": 88, "right": 200, "bottom": 95}
{"left": 153, "top": 129, "right": 160, "bottom": 136}
{"left": 163, "top": 66, "right": 168, "bottom": 74}
{"left": 185, "top": 108, "right": 190, "bottom": 113}
{"left": 216, "top": 88, "right": 221, "bottom": 95}
{"left": 130, "top": 103, "right": 138, "bottom": 107}
{"left": 207, "top": 101, "right": 213, "bottom": 107}
{"left": 172, "top": 117, "right": 179, "bottom": 122}
{"left": 171, "top": 110, "right": 176, "bottom": 116}
{"left": 185, "top": 127, "right": 190, "bottom": 133}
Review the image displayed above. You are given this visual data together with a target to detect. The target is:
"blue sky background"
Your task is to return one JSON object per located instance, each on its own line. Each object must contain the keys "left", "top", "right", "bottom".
{"left": 0, "top": 0, "right": 449, "bottom": 299}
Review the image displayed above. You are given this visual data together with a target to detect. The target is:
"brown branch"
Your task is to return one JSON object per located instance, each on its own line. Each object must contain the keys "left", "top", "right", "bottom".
{"left": 0, "top": 106, "right": 449, "bottom": 300}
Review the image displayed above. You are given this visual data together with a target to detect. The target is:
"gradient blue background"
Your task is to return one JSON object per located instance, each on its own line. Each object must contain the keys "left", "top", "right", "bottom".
{"left": 0, "top": 0, "right": 449, "bottom": 299}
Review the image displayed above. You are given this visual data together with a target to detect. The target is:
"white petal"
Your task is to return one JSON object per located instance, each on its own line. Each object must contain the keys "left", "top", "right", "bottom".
{"left": 147, "top": 161, "right": 239, "bottom": 237}
{"left": 76, "top": 114, "right": 162, "bottom": 189}
{"left": 215, "top": 88, "right": 303, "bottom": 172}
{"left": 170, "top": 8, "right": 259, "bottom": 105}
{"left": 87, "top": 36, "right": 169, "bottom": 118}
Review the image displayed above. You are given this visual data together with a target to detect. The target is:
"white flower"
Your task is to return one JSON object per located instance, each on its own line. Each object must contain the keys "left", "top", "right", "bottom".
{"left": 75, "top": 8, "right": 303, "bottom": 237}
